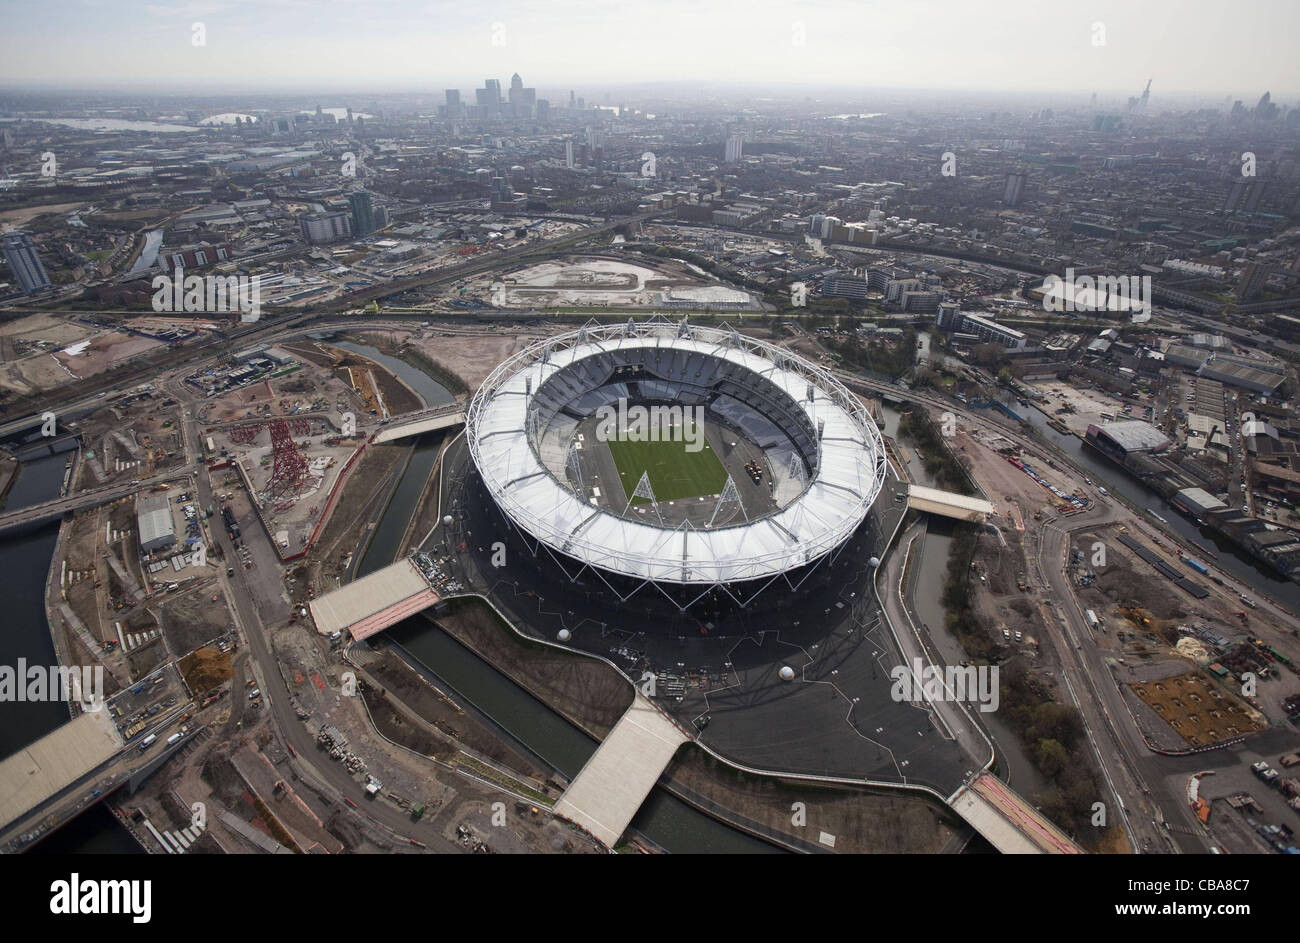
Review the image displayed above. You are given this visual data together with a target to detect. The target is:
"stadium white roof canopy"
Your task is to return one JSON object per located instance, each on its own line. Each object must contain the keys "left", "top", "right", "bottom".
{"left": 467, "top": 321, "right": 887, "bottom": 585}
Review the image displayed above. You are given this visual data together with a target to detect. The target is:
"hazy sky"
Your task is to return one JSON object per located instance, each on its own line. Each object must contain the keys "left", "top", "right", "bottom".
{"left": 1, "top": 0, "right": 1297, "bottom": 99}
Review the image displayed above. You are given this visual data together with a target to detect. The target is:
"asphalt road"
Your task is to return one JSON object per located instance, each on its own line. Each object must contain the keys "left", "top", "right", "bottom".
{"left": 168, "top": 375, "right": 463, "bottom": 853}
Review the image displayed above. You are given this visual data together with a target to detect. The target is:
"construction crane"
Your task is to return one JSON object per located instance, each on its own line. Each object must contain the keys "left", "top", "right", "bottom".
{"left": 1128, "top": 79, "right": 1152, "bottom": 112}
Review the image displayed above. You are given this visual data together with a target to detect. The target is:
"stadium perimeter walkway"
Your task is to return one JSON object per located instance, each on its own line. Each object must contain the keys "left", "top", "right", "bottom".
{"left": 553, "top": 693, "right": 688, "bottom": 848}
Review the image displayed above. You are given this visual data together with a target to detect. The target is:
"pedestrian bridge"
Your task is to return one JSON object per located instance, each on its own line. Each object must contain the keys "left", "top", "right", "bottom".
{"left": 372, "top": 406, "right": 466, "bottom": 444}
{"left": 907, "top": 484, "right": 995, "bottom": 523}
{"left": 309, "top": 558, "right": 439, "bottom": 641}
{"left": 948, "top": 771, "right": 1083, "bottom": 854}
{"left": 0, "top": 709, "right": 124, "bottom": 847}
{"left": 553, "top": 694, "right": 688, "bottom": 849}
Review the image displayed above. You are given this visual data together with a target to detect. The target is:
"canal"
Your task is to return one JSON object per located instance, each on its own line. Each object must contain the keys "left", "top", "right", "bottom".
{"left": 0, "top": 449, "right": 144, "bottom": 853}
{"left": 881, "top": 405, "right": 1050, "bottom": 797}
{"left": 349, "top": 342, "right": 781, "bottom": 852}
{"left": 993, "top": 389, "right": 1300, "bottom": 611}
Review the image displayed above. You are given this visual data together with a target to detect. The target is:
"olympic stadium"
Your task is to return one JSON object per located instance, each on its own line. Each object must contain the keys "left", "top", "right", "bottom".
{"left": 416, "top": 317, "right": 972, "bottom": 786}
{"left": 464, "top": 318, "right": 889, "bottom": 611}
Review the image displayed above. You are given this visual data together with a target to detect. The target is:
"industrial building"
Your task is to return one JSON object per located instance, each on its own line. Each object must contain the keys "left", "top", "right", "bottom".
{"left": 136, "top": 492, "right": 176, "bottom": 554}
{"left": 1084, "top": 420, "right": 1172, "bottom": 459}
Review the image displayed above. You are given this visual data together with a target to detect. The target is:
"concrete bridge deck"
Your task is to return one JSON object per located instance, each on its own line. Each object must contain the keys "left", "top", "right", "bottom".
{"left": 0, "top": 467, "right": 195, "bottom": 533}
{"left": 907, "top": 484, "right": 995, "bottom": 522}
{"left": 309, "top": 558, "right": 439, "bottom": 641}
{"left": 948, "top": 771, "right": 1083, "bottom": 854}
{"left": 553, "top": 694, "right": 688, "bottom": 849}
{"left": 372, "top": 407, "right": 466, "bottom": 444}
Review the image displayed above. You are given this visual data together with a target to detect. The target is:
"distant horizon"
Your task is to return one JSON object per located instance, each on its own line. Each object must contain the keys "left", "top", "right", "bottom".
{"left": 0, "top": 79, "right": 1294, "bottom": 111}
{"left": 2, "top": 0, "right": 1298, "bottom": 101}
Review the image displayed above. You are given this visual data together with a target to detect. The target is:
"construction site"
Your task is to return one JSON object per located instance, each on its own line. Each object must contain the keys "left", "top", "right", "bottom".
{"left": 198, "top": 341, "right": 417, "bottom": 559}
{"left": 458, "top": 254, "right": 757, "bottom": 311}
{"left": 70, "top": 390, "right": 186, "bottom": 489}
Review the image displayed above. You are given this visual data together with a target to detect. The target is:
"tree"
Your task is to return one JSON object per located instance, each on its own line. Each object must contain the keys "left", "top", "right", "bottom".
{"left": 1035, "top": 738, "right": 1071, "bottom": 777}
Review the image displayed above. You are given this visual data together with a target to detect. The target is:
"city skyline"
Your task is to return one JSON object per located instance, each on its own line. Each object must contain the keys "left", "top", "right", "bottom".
{"left": 1, "top": 0, "right": 1299, "bottom": 97}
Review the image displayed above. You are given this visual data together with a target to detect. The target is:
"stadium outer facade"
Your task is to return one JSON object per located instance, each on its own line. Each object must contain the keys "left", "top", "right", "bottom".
{"left": 465, "top": 319, "right": 888, "bottom": 609}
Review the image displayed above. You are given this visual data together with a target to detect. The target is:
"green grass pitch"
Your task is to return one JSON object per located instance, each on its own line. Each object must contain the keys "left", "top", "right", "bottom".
{"left": 605, "top": 434, "right": 728, "bottom": 503}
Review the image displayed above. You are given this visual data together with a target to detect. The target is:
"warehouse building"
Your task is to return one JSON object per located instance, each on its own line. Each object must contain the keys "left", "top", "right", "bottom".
{"left": 136, "top": 492, "right": 176, "bottom": 554}
{"left": 1084, "top": 420, "right": 1172, "bottom": 460}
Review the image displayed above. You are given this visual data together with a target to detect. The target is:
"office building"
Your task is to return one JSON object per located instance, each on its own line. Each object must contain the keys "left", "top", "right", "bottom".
{"left": 1003, "top": 172, "right": 1027, "bottom": 207}
{"left": 476, "top": 79, "right": 502, "bottom": 116}
{"left": 1237, "top": 261, "right": 1271, "bottom": 300}
{"left": 507, "top": 73, "right": 536, "bottom": 118}
{"left": 821, "top": 273, "right": 870, "bottom": 300}
{"left": 937, "top": 309, "right": 1027, "bottom": 349}
{"left": 725, "top": 134, "right": 744, "bottom": 163}
{"left": 349, "top": 190, "right": 377, "bottom": 237}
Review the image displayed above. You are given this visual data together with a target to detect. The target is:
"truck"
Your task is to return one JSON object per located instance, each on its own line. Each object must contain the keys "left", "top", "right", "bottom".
{"left": 1085, "top": 609, "right": 1100, "bottom": 629}
{"left": 166, "top": 732, "right": 182, "bottom": 746}
{"left": 1180, "top": 555, "right": 1210, "bottom": 575}
{"left": 138, "top": 734, "right": 157, "bottom": 752}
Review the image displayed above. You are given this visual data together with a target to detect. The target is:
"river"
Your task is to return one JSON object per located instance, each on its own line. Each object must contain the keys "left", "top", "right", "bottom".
{"left": 0, "top": 450, "right": 144, "bottom": 853}
{"left": 129, "top": 230, "right": 164, "bottom": 275}
{"left": 992, "top": 390, "right": 1300, "bottom": 611}
{"left": 347, "top": 341, "right": 781, "bottom": 852}
{"left": 880, "top": 404, "right": 1051, "bottom": 797}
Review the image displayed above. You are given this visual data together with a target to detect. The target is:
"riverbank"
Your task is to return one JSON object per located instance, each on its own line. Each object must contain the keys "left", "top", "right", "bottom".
{"left": 424, "top": 595, "right": 963, "bottom": 853}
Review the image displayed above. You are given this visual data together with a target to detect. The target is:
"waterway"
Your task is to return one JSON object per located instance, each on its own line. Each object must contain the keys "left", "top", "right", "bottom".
{"left": 2, "top": 117, "right": 201, "bottom": 134}
{"left": 331, "top": 339, "right": 455, "bottom": 409}
{"left": 881, "top": 405, "right": 1050, "bottom": 797}
{"left": 346, "top": 347, "right": 781, "bottom": 851}
{"left": 992, "top": 390, "right": 1300, "bottom": 612}
{"left": 129, "top": 230, "right": 164, "bottom": 275}
{"left": 0, "top": 454, "right": 69, "bottom": 760}
{"left": 0, "top": 450, "right": 142, "bottom": 851}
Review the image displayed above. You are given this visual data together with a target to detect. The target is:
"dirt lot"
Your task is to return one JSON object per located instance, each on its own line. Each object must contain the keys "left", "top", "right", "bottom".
{"left": 75, "top": 397, "right": 184, "bottom": 488}
{"left": 1128, "top": 671, "right": 1262, "bottom": 748}
{"left": 1028, "top": 380, "right": 1128, "bottom": 436}
{"left": 970, "top": 531, "right": 1048, "bottom": 654}
{"left": 1075, "top": 528, "right": 1193, "bottom": 623}
{"left": 400, "top": 326, "right": 560, "bottom": 391}
{"left": 179, "top": 645, "right": 234, "bottom": 696}
{"left": 157, "top": 587, "right": 233, "bottom": 658}
{"left": 299, "top": 439, "right": 409, "bottom": 592}
{"left": 50, "top": 331, "right": 163, "bottom": 384}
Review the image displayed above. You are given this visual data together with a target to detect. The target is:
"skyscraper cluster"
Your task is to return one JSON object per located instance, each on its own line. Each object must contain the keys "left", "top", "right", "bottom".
{"left": 446, "top": 74, "right": 543, "bottom": 120}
